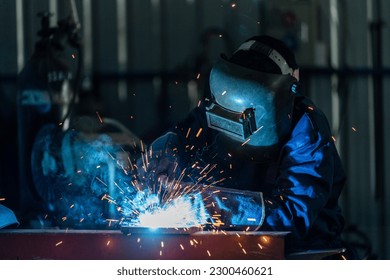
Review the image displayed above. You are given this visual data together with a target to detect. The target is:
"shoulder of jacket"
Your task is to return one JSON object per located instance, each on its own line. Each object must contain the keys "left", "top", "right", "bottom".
{"left": 291, "top": 97, "right": 333, "bottom": 144}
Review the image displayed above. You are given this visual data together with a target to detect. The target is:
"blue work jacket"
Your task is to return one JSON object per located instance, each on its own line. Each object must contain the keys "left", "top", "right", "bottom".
{"left": 150, "top": 96, "right": 345, "bottom": 253}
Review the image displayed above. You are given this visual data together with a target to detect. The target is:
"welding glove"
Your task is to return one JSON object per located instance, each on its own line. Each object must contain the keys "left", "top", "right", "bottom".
{"left": 200, "top": 186, "right": 265, "bottom": 231}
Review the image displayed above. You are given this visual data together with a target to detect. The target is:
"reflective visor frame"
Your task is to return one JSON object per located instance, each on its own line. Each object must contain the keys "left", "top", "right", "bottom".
{"left": 206, "top": 102, "right": 256, "bottom": 141}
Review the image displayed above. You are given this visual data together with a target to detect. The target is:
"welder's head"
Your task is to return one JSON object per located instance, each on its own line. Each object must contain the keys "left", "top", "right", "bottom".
{"left": 206, "top": 35, "right": 300, "bottom": 156}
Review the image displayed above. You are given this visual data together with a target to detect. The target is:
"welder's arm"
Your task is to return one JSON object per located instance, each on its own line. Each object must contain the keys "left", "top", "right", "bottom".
{"left": 258, "top": 113, "right": 345, "bottom": 239}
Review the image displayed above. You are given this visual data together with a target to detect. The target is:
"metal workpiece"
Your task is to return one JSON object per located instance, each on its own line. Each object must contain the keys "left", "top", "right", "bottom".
{"left": 0, "top": 229, "right": 288, "bottom": 260}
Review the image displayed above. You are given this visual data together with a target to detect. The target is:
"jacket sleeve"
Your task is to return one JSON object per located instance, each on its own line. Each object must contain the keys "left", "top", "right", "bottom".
{"left": 259, "top": 110, "right": 345, "bottom": 239}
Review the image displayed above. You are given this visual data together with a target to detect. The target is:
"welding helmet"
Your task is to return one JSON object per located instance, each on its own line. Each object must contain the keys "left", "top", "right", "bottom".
{"left": 206, "top": 36, "right": 300, "bottom": 155}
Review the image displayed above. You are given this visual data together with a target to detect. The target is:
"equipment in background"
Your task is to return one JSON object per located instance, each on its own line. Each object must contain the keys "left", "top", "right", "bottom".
{"left": 30, "top": 116, "right": 143, "bottom": 229}
{"left": 17, "top": 10, "right": 81, "bottom": 226}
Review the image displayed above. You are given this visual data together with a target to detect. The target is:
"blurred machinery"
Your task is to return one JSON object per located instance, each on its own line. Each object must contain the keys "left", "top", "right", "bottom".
{"left": 16, "top": 7, "right": 80, "bottom": 226}
{"left": 16, "top": 3, "right": 142, "bottom": 229}
{"left": 30, "top": 116, "right": 142, "bottom": 229}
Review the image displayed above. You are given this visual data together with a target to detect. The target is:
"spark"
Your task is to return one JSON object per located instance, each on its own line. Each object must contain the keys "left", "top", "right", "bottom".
{"left": 253, "top": 125, "right": 264, "bottom": 134}
{"left": 352, "top": 126, "right": 357, "bottom": 132}
{"left": 94, "top": 138, "right": 251, "bottom": 231}
{"left": 241, "top": 138, "right": 251, "bottom": 146}
{"left": 196, "top": 128, "right": 203, "bottom": 138}
{"left": 106, "top": 219, "right": 119, "bottom": 226}
{"left": 262, "top": 236, "right": 269, "bottom": 243}
{"left": 106, "top": 240, "right": 111, "bottom": 246}
{"left": 231, "top": 3, "right": 236, "bottom": 8}
{"left": 331, "top": 136, "right": 336, "bottom": 142}
{"left": 186, "top": 127, "right": 191, "bottom": 138}
{"left": 180, "top": 244, "right": 184, "bottom": 250}
{"left": 196, "top": 73, "right": 201, "bottom": 79}
{"left": 161, "top": 241, "right": 164, "bottom": 248}
{"left": 207, "top": 250, "right": 211, "bottom": 257}
{"left": 96, "top": 111, "right": 103, "bottom": 123}
{"left": 55, "top": 241, "right": 63, "bottom": 247}
{"left": 0, "top": 198, "right": 5, "bottom": 201}
{"left": 221, "top": 90, "right": 227, "bottom": 95}
{"left": 199, "top": 164, "right": 210, "bottom": 175}
{"left": 307, "top": 106, "right": 314, "bottom": 111}
{"left": 197, "top": 100, "right": 202, "bottom": 107}
{"left": 257, "top": 243, "right": 263, "bottom": 249}
{"left": 242, "top": 248, "right": 247, "bottom": 254}
{"left": 71, "top": 54, "right": 75, "bottom": 59}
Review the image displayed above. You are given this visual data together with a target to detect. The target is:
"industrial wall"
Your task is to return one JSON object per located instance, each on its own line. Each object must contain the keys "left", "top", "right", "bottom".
{"left": 0, "top": 0, "right": 389, "bottom": 259}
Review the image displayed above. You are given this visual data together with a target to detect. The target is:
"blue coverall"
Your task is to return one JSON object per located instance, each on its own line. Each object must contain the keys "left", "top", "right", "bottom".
{"left": 148, "top": 96, "right": 345, "bottom": 254}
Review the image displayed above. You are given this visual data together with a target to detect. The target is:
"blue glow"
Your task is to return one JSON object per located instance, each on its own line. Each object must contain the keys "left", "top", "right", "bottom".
{"left": 123, "top": 191, "right": 208, "bottom": 228}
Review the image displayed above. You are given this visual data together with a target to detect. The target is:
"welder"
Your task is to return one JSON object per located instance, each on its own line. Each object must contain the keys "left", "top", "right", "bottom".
{"left": 140, "top": 35, "right": 347, "bottom": 257}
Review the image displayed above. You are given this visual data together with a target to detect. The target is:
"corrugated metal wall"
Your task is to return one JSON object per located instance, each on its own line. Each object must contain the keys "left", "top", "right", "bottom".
{"left": 0, "top": 0, "right": 389, "bottom": 259}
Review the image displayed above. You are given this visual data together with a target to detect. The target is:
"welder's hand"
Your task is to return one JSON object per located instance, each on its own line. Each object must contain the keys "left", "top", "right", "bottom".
{"left": 200, "top": 186, "right": 265, "bottom": 231}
